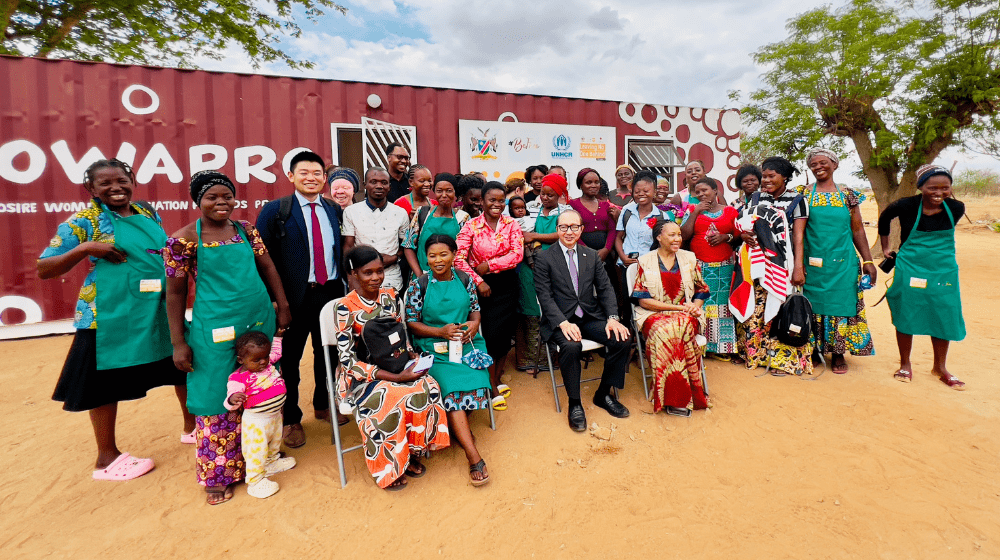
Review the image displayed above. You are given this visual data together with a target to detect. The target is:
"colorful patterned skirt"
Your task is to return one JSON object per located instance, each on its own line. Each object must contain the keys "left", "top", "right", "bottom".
{"left": 811, "top": 268, "right": 875, "bottom": 356}
{"left": 642, "top": 312, "right": 709, "bottom": 413}
{"left": 195, "top": 411, "right": 245, "bottom": 487}
{"left": 737, "top": 284, "right": 814, "bottom": 376}
{"left": 443, "top": 388, "right": 491, "bottom": 412}
{"left": 353, "top": 376, "right": 450, "bottom": 489}
{"left": 699, "top": 257, "right": 737, "bottom": 354}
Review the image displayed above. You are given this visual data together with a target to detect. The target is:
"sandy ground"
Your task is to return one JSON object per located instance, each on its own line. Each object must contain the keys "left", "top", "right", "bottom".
{"left": 2, "top": 197, "right": 998, "bottom": 560}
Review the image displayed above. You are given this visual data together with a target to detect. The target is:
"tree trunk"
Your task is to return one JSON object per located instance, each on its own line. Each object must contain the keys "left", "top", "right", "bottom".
{"left": 849, "top": 130, "right": 917, "bottom": 258}
{"left": 35, "top": 2, "right": 94, "bottom": 58}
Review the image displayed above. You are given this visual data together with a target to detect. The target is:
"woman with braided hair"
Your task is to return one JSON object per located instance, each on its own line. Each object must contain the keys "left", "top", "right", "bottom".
{"left": 38, "top": 159, "right": 193, "bottom": 482}
{"left": 394, "top": 164, "right": 437, "bottom": 219}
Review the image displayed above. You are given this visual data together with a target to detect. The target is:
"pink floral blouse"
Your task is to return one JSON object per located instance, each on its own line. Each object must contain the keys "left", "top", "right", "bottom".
{"left": 455, "top": 214, "right": 524, "bottom": 285}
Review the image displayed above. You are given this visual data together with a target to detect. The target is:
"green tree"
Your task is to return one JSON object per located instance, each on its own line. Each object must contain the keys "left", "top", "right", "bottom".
{"left": 1, "top": 0, "right": 347, "bottom": 69}
{"left": 743, "top": 0, "right": 999, "bottom": 246}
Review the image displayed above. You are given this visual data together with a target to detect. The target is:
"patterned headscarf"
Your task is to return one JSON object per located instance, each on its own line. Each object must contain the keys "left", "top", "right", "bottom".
{"left": 915, "top": 164, "right": 952, "bottom": 187}
{"left": 806, "top": 148, "right": 840, "bottom": 167}
{"left": 615, "top": 164, "right": 634, "bottom": 175}
{"left": 189, "top": 170, "right": 236, "bottom": 204}
{"left": 328, "top": 167, "right": 361, "bottom": 193}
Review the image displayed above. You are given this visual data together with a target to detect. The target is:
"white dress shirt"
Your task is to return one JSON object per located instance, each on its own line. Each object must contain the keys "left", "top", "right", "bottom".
{"left": 294, "top": 191, "right": 337, "bottom": 283}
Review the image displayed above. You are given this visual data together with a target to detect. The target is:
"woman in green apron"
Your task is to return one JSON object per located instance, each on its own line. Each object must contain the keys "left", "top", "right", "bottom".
{"left": 880, "top": 165, "right": 966, "bottom": 390}
{"left": 402, "top": 173, "right": 469, "bottom": 276}
{"left": 515, "top": 174, "right": 571, "bottom": 371}
{"left": 801, "top": 149, "right": 878, "bottom": 374}
{"left": 38, "top": 159, "right": 192, "bottom": 481}
{"left": 164, "top": 171, "right": 291, "bottom": 505}
{"left": 405, "top": 234, "right": 493, "bottom": 486}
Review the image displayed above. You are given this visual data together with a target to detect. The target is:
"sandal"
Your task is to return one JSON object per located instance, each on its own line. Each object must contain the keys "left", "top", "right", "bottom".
{"left": 405, "top": 456, "right": 426, "bottom": 478}
{"left": 496, "top": 384, "right": 512, "bottom": 398}
{"left": 893, "top": 369, "right": 912, "bottom": 383}
{"left": 469, "top": 459, "right": 490, "bottom": 487}
{"left": 180, "top": 430, "right": 196, "bottom": 444}
{"left": 491, "top": 395, "right": 507, "bottom": 411}
{"left": 206, "top": 484, "right": 235, "bottom": 505}
{"left": 385, "top": 476, "right": 408, "bottom": 492}
{"left": 938, "top": 373, "right": 966, "bottom": 391}
{"left": 730, "top": 355, "right": 745, "bottom": 365}
{"left": 832, "top": 359, "right": 849, "bottom": 375}
{"left": 92, "top": 452, "right": 155, "bottom": 481}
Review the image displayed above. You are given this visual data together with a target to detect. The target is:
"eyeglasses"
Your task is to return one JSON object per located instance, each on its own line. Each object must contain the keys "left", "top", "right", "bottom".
{"left": 557, "top": 224, "right": 583, "bottom": 232}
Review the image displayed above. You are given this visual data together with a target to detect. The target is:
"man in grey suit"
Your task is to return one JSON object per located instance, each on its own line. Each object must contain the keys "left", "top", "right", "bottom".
{"left": 535, "top": 210, "right": 631, "bottom": 432}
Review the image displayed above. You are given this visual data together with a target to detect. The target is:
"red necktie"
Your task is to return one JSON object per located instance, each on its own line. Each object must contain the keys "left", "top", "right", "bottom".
{"left": 310, "top": 202, "right": 328, "bottom": 284}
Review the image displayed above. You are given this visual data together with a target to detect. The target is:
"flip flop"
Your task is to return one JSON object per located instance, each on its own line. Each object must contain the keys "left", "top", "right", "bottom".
{"left": 92, "top": 452, "right": 155, "bottom": 481}
{"left": 405, "top": 457, "right": 427, "bottom": 478}
{"left": 939, "top": 373, "right": 966, "bottom": 391}
{"left": 206, "top": 484, "right": 234, "bottom": 505}
{"left": 469, "top": 459, "right": 490, "bottom": 487}
{"left": 496, "top": 384, "right": 512, "bottom": 398}
{"left": 385, "top": 476, "right": 408, "bottom": 492}
{"left": 832, "top": 360, "right": 849, "bottom": 375}
{"left": 893, "top": 369, "right": 912, "bottom": 383}
{"left": 491, "top": 395, "right": 507, "bottom": 411}
{"left": 180, "top": 430, "right": 196, "bottom": 444}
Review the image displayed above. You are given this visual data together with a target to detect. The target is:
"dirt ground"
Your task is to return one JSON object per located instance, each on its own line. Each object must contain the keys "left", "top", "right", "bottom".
{"left": 2, "top": 197, "right": 998, "bottom": 560}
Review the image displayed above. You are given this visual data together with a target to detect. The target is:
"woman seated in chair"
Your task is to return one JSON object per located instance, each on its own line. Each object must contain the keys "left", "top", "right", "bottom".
{"left": 631, "top": 220, "right": 711, "bottom": 415}
{"left": 405, "top": 234, "right": 492, "bottom": 486}
{"left": 334, "top": 245, "right": 450, "bottom": 491}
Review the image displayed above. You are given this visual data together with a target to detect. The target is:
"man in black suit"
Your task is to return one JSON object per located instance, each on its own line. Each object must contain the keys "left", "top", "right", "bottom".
{"left": 535, "top": 209, "right": 631, "bottom": 432}
{"left": 256, "top": 151, "right": 344, "bottom": 448}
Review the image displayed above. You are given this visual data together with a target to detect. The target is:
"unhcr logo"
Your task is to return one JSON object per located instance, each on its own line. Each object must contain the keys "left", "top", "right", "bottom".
{"left": 551, "top": 134, "right": 573, "bottom": 159}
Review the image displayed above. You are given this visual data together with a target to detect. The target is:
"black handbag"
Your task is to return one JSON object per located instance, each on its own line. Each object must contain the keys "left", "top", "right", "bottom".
{"left": 356, "top": 317, "right": 410, "bottom": 373}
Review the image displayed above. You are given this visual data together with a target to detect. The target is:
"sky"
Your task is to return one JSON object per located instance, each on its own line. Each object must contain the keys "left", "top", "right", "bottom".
{"left": 194, "top": 0, "right": 996, "bottom": 179}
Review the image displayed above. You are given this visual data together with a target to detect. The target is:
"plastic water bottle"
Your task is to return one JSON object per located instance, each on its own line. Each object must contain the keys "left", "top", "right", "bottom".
{"left": 860, "top": 274, "right": 873, "bottom": 291}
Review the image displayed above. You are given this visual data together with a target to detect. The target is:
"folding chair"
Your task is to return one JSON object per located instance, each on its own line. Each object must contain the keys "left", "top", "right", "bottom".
{"left": 318, "top": 297, "right": 363, "bottom": 489}
{"left": 626, "top": 263, "right": 709, "bottom": 405}
{"left": 536, "top": 296, "right": 608, "bottom": 413}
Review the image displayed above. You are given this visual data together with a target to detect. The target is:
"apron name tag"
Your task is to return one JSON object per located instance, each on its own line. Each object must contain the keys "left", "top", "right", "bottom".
{"left": 909, "top": 277, "right": 927, "bottom": 289}
{"left": 212, "top": 326, "right": 236, "bottom": 343}
{"left": 433, "top": 341, "right": 449, "bottom": 354}
{"left": 139, "top": 279, "right": 162, "bottom": 292}
{"left": 808, "top": 257, "right": 823, "bottom": 268}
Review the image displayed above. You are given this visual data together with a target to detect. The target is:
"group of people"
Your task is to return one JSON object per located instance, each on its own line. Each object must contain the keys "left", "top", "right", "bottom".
{"left": 37, "top": 140, "right": 967, "bottom": 501}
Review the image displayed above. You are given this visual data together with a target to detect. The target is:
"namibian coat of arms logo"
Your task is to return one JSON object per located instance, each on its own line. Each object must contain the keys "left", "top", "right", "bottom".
{"left": 470, "top": 128, "right": 498, "bottom": 160}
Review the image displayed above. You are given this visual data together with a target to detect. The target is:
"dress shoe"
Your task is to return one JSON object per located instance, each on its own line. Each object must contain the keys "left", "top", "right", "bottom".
{"left": 568, "top": 404, "right": 587, "bottom": 432}
{"left": 314, "top": 408, "right": 331, "bottom": 423}
{"left": 282, "top": 423, "right": 306, "bottom": 448}
{"left": 593, "top": 393, "right": 630, "bottom": 418}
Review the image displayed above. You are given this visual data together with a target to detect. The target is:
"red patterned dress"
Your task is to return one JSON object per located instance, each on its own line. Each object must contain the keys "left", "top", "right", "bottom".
{"left": 632, "top": 259, "right": 711, "bottom": 413}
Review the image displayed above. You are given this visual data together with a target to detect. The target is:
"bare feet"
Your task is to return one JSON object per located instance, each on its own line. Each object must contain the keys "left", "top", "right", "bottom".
{"left": 206, "top": 484, "right": 234, "bottom": 505}
{"left": 385, "top": 475, "right": 408, "bottom": 491}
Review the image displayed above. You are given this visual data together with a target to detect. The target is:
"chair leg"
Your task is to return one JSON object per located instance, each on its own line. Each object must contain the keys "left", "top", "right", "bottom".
{"left": 488, "top": 388, "right": 496, "bottom": 431}
{"left": 545, "top": 342, "right": 561, "bottom": 413}
{"left": 332, "top": 409, "right": 348, "bottom": 488}
{"left": 633, "top": 320, "right": 652, "bottom": 402}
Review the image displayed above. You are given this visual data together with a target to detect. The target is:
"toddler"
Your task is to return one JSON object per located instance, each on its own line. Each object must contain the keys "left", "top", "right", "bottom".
{"left": 226, "top": 330, "right": 296, "bottom": 499}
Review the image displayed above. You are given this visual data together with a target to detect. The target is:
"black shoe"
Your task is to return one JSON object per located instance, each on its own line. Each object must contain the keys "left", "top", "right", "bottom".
{"left": 593, "top": 393, "right": 630, "bottom": 418}
{"left": 568, "top": 404, "right": 587, "bottom": 432}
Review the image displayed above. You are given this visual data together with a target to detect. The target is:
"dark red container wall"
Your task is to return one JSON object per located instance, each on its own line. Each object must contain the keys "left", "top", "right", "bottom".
{"left": 0, "top": 56, "right": 669, "bottom": 326}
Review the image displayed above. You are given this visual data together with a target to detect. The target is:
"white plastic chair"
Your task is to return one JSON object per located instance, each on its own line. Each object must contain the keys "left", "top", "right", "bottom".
{"left": 318, "top": 297, "right": 364, "bottom": 488}
{"left": 536, "top": 296, "right": 607, "bottom": 413}
{"left": 626, "top": 263, "right": 708, "bottom": 403}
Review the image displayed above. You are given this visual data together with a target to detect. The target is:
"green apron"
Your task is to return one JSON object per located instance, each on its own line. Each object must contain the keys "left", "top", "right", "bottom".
{"left": 417, "top": 211, "right": 462, "bottom": 272}
{"left": 93, "top": 202, "right": 172, "bottom": 370}
{"left": 886, "top": 203, "right": 965, "bottom": 341}
{"left": 411, "top": 271, "right": 490, "bottom": 396}
{"left": 802, "top": 184, "right": 858, "bottom": 317}
{"left": 518, "top": 207, "right": 561, "bottom": 316}
{"left": 185, "top": 219, "right": 276, "bottom": 416}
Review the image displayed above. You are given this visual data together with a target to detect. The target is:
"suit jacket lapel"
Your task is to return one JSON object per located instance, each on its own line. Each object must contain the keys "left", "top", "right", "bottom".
{"left": 290, "top": 197, "right": 308, "bottom": 243}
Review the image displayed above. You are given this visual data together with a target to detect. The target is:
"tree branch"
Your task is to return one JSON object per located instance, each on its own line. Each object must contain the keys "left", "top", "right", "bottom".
{"left": 0, "top": 0, "right": 19, "bottom": 41}
{"left": 35, "top": 1, "right": 95, "bottom": 58}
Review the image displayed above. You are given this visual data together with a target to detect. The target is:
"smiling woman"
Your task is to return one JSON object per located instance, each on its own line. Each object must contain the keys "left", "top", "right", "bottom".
{"left": 163, "top": 170, "right": 291, "bottom": 505}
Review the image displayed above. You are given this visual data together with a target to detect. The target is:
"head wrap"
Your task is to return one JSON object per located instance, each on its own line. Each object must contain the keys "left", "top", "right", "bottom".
{"left": 506, "top": 171, "right": 525, "bottom": 183}
{"left": 656, "top": 175, "right": 670, "bottom": 189}
{"left": 189, "top": 171, "right": 236, "bottom": 204}
{"left": 615, "top": 164, "right": 634, "bottom": 174}
{"left": 915, "top": 164, "right": 952, "bottom": 188}
{"left": 541, "top": 173, "right": 569, "bottom": 200}
{"left": 575, "top": 167, "right": 599, "bottom": 188}
{"left": 806, "top": 148, "right": 840, "bottom": 167}
{"left": 328, "top": 167, "right": 360, "bottom": 193}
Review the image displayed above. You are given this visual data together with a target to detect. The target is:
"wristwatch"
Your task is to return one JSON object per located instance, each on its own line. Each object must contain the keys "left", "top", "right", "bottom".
{"left": 608, "top": 315, "right": 621, "bottom": 322}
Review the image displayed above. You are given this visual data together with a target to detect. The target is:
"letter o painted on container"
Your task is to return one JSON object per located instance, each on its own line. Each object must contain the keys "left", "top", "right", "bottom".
{"left": 0, "top": 140, "right": 46, "bottom": 184}
{"left": 0, "top": 296, "right": 43, "bottom": 326}
{"left": 121, "top": 84, "right": 160, "bottom": 115}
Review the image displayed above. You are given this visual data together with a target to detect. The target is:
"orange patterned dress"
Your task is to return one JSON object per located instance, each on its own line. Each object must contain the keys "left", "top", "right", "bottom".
{"left": 334, "top": 288, "right": 450, "bottom": 488}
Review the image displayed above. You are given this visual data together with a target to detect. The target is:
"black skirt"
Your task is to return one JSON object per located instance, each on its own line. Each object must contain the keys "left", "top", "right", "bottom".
{"left": 478, "top": 268, "right": 520, "bottom": 361}
{"left": 52, "top": 329, "right": 187, "bottom": 412}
